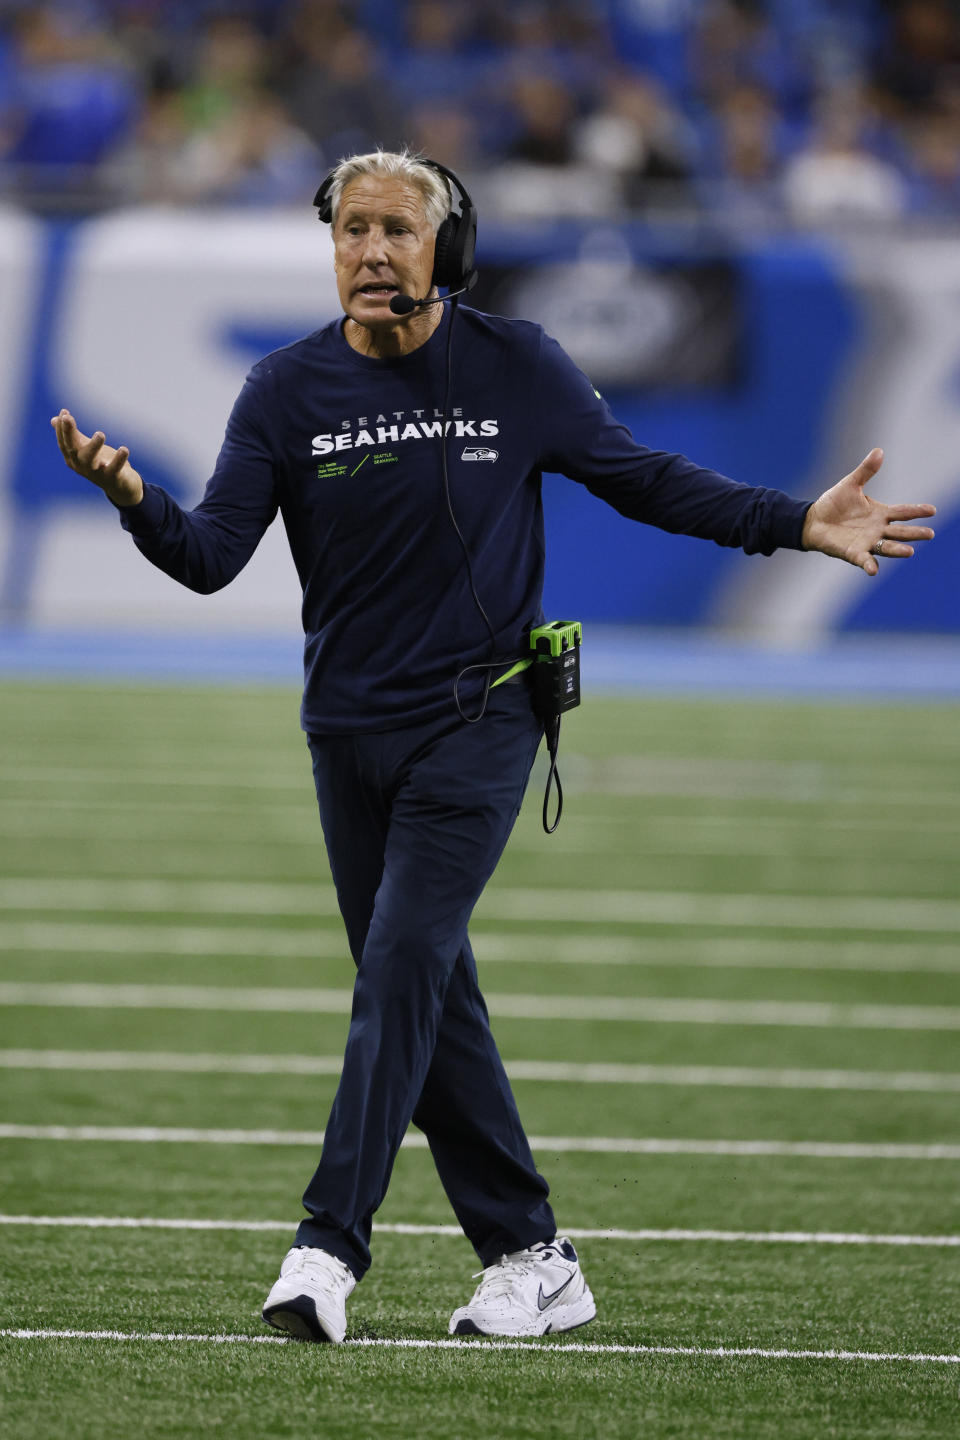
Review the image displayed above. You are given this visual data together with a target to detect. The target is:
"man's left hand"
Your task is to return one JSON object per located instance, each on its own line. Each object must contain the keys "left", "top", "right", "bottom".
{"left": 801, "top": 448, "right": 935, "bottom": 576}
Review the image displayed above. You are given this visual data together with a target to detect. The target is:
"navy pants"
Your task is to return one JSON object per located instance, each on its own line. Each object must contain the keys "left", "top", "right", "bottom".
{"left": 294, "top": 679, "right": 557, "bottom": 1279}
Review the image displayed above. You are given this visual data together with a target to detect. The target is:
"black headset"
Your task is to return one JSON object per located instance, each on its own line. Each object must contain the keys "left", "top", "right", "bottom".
{"left": 312, "top": 157, "right": 478, "bottom": 291}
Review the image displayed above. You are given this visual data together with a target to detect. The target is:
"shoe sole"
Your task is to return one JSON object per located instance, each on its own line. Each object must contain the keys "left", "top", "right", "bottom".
{"left": 262, "top": 1296, "right": 340, "bottom": 1343}
{"left": 451, "top": 1288, "right": 597, "bottom": 1338}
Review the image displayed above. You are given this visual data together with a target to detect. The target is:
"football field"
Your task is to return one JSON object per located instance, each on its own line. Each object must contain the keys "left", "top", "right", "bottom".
{"left": 1, "top": 677, "right": 958, "bottom": 1439}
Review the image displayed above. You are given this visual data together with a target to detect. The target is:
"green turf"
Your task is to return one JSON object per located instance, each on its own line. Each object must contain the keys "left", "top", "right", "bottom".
{"left": 3, "top": 1141, "right": 957, "bottom": 1238}
{"left": 1, "top": 679, "right": 958, "bottom": 1439}
{"left": 5, "top": 1065, "right": 960, "bottom": 1144}
{"left": 2, "top": 1230, "right": 958, "bottom": 1440}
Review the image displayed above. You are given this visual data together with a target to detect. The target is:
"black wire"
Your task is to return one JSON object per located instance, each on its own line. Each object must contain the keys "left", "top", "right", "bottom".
{"left": 441, "top": 296, "right": 498, "bottom": 724}
{"left": 440, "top": 298, "right": 565, "bottom": 832}
{"left": 541, "top": 714, "right": 563, "bottom": 834}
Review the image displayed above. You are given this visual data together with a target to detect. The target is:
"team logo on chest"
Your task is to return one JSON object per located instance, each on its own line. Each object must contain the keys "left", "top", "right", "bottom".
{"left": 311, "top": 408, "right": 500, "bottom": 458}
{"left": 462, "top": 446, "right": 498, "bottom": 462}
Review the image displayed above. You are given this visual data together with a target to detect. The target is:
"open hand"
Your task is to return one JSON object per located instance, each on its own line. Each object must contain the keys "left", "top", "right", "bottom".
{"left": 801, "top": 448, "right": 935, "bottom": 576}
{"left": 50, "top": 409, "right": 143, "bottom": 507}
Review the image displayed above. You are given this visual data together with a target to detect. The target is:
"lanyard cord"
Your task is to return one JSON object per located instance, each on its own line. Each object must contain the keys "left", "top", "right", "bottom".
{"left": 542, "top": 714, "right": 563, "bottom": 834}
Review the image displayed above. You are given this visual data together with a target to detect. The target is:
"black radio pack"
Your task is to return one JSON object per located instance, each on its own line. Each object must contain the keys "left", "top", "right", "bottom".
{"left": 464, "top": 621, "right": 583, "bottom": 834}
{"left": 526, "top": 621, "right": 582, "bottom": 834}
{"left": 528, "top": 621, "right": 582, "bottom": 730}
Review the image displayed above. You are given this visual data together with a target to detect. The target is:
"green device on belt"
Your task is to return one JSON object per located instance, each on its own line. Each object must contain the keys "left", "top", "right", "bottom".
{"left": 491, "top": 620, "right": 582, "bottom": 713}
{"left": 492, "top": 620, "right": 582, "bottom": 834}
{"left": 528, "top": 620, "right": 582, "bottom": 721}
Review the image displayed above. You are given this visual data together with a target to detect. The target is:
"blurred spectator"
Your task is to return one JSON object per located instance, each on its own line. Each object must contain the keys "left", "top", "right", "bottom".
{"left": 701, "top": 82, "right": 785, "bottom": 218}
{"left": 573, "top": 69, "right": 696, "bottom": 210}
{"left": 392, "top": 0, "right": 491, "bottom": 109}
{"left": 277, "top": 0, "right": 356, "bottom": 46}
{"left": 491, "top": 1, "right": 608, "bottom": 101}
{"left": 504, "top": 73, "right": 577, "bottom": 167}
{"left": 405, "top": 102, "right": 483, "bottom": 176}
{"left": 0, "top": 4, "right": 139, "bottom": 203}
{"left": 597, "top": 0, "right": 699, "bottom": 104}
{"left": 903, "top": 104, "right": 960, "bottom": 212}
{"left": 105, "top": 75, "right": 192, "bottom": 203}
{"left": 873, "top": 0, "right": 960, "bottom": 115}
{"left": 492, "top": 70, "right": 618, "bottom": 219}
{"left": 692, "top": 0, "right": 811, "bottom": 123}
{"left": 273, "top": 0, "right": 360, "bottom": 85}
{"left": 175, "top": 88, "right": 322, "bottom": 205}
{"left": 391, "top": 0, "right": 529, "bottom": 159}
{"left": 179, "top": 15, "right": 266, "bottom": 132}
{"left": 4, "top": 0, "right": 960, "bottom": 221}
{"left": 765, "top": 0, "right": 880, "bottom": 92}
{"left": 783, "top": 87, "right": 907, "bottom": 221}
{"left": 285, "top": 26, "right": 404, "bottom": 161}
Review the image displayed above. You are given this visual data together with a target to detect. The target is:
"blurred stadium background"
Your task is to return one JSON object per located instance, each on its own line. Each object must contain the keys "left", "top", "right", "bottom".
{"left": 2, "top": 5, "right": 960, "bottom": 1437}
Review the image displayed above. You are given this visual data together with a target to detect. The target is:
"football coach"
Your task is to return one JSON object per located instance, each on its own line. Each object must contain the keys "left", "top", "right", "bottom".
{"left": 51, "top": 147, "right": 936, "bottom": 1344}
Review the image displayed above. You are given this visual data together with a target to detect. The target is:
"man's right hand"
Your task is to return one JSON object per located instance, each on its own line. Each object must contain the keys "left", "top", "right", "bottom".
{"left": 51, "top": 409, "right": 144, "bottom": 507}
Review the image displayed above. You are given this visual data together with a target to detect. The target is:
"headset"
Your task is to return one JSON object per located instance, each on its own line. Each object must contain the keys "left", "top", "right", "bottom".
{"left": 312, "top": 157, "right": 478, "bottom": 295}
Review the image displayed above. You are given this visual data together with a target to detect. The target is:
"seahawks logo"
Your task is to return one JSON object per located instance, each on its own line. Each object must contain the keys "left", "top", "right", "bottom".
{"left": 461, "top": 446, "right": 499, "bottom": 462}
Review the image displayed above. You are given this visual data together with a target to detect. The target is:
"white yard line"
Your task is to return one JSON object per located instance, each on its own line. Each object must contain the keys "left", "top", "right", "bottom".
{"left": 3, "top": 921, "right": 958, "bottom": 974}
{"left": 3, "top": 1049, "right": 960, "bottom": 1093}
{"left": 2, "top": 877, "right": 960, "bottom": 932}
{"left": 3, "top": 752, "right": 956, "bottom": 811}
{"left": 7, "top": 796, "right": 960, "bottom": 835}
{"left": 486, "top": 889, "right": 960, "bottom": 932}
{"left": 0, "top": 982, "right": 355, "bottom": 1012}
{"left": 0, "top": 765, "right": 307, "bottom": 792}
{"left": 1, "top": 1124, "right": 958, "bottom": 1159}
{"left": 0, "top": 795, "right": 313, "bottom": 817}
{"left": 0, "top": 1049, "right": 345, "bottom": 1076}
{"left": 0, "top": 923, "right": 346, "bottom": 958}
{"left": 2, "top": 981, "right": 958, "bottom": 1030}
{"left": 0, "top": 1328, "right": 956, "bottom": 1364}
{"left": 2, "top": 805, "right": 956, "bottom": 865}
{"left": 1, "top": 1215, "right": 957, "bottom": 1248}
{"left": 0, "top": 878, "right": 340, "bottom": 916}
{"left": 4, "top": 811, "right": 959, "bottom": 865}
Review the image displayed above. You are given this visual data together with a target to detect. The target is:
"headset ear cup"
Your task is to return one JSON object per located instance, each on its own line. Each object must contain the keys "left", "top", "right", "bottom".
{"left": 432, "top": 216, "right": 459, "bottom": 288}
{"left": 432, "top": 201, "right": 477, "bottom": 288}
{"left": 313, "top": 172, "right": 335, "bottom": 224}
{"left": 459, "top": 204, "right": 477, "bottom": 277}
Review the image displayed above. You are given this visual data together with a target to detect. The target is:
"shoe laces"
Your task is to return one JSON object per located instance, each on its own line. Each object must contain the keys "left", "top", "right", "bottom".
{"left": 470, "top": 1248, "right": 545, "bottom": 1303}
{"left": 287, "top": 1248, "right": 350, "bottom": 1295}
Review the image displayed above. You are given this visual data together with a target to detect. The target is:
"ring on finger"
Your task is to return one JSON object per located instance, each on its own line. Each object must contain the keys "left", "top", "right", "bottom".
{"left": 874, "top": 538, "right": 885, "bottom": 555}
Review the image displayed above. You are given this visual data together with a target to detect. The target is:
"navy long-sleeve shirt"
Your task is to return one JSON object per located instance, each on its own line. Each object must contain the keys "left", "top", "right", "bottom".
{"left": 120, "top": 305, "right": 811, "bottom": 732}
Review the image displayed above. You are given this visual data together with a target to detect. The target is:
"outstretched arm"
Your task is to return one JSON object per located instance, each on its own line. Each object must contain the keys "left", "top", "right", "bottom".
{"left": 51, "top": 409, "right": 144, "bottom": 507}
{"left": 801, "top": 448, "right": 935, "bottom": 576}
{"left": 49, "top": 384, "right": 279, "bottom": 596}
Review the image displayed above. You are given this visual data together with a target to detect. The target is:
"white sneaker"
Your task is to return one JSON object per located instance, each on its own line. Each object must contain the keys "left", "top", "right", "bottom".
{"left": 262, "top": 1246, "right": 356, "bottom": 1343}
{"left": 448, "top": 1236, "right": 596, "bottom": 1337}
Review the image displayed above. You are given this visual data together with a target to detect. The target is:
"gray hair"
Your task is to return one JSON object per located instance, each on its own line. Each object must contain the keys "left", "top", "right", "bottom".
{"left": 325, "top": 148, "right": 452, "bottom": 232}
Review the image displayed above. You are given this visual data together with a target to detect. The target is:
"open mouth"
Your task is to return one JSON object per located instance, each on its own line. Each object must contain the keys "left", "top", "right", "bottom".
{"left": 358, "top": 283, "right": 399, "bottom": 298}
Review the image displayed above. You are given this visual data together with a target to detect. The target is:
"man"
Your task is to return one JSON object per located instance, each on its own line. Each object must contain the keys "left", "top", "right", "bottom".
{"left": 52, "top": 148, "right": 935, "bottom": 1345}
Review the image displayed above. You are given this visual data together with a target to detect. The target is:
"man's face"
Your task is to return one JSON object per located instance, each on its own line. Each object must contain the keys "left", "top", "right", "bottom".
{"left": 333, "top": 175, "right": 437, "bottom": 328}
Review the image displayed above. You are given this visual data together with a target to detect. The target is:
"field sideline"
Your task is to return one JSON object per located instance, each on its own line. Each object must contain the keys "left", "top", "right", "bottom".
{"left": 1, "top": 678, "right": 958, "bottom": 1439}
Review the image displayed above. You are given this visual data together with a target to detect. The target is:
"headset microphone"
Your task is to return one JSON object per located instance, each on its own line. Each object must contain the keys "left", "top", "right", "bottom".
{"left": 389, "top": 276, "right": 476, "bottom": 316}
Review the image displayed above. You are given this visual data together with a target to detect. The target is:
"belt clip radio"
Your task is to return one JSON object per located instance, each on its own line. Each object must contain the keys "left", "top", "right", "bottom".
{"left": 529, "top": 621, "right": 582, "bottom": 729}
{"left": 529, "top": 621, "right": 581, "bottom": 834}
